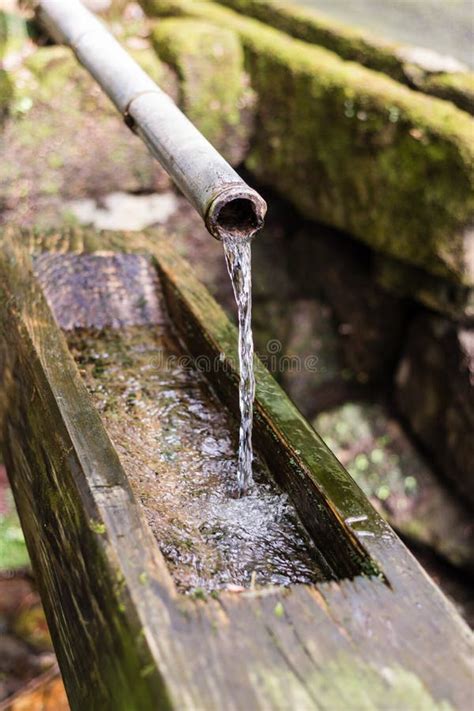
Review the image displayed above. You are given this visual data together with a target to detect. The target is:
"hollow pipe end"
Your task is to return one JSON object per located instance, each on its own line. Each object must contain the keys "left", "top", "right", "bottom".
{"left": 205, "top": 184, "right": 267, "bottom": 241}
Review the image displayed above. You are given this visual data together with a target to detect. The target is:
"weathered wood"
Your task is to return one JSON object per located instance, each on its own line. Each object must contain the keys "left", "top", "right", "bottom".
{"left": 0, "top": 226, "right": 472, "bottom": 710}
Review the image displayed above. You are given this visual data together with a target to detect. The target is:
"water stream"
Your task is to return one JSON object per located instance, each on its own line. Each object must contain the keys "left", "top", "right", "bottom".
{"left": 222, "top": 234, "right": 255, "bottom": 495}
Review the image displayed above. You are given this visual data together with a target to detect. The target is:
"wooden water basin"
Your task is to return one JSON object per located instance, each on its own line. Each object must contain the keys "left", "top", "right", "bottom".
{"left": 0, "top": 227, "right": 471, "bottom": 711}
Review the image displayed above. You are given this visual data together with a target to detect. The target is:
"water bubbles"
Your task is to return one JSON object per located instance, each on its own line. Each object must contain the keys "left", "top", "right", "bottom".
{"left": 69, "top": 325, "right": 324, "bottom": 594}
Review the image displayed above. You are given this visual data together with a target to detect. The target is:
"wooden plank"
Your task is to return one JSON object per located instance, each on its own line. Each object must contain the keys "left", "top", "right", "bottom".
{"left": 0, "top": 226, "right": 472, "bottom": 711}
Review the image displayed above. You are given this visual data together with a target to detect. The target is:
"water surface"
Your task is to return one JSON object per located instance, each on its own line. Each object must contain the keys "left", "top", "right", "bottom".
{"left": 67, "top": 325, "right": 326, "bottom": 592}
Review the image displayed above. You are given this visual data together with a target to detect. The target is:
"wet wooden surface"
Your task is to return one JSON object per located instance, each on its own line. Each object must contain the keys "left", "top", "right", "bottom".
{"left": 0, "top": 227, "right": 472, "bottom": 710}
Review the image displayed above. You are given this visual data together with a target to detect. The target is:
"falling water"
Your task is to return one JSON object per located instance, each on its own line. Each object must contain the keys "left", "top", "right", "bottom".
{"left": 222, "top": 234, "right": 255, "bottom": 495}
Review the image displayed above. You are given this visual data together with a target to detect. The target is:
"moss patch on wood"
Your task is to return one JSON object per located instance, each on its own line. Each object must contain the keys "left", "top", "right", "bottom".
{"left": 259, "top": 654, "right": 455, "bottom": 711}
{"left": 152, "top": 17, "right": 254, "bottom": 163}
{"left": 146, "top": 0, "right": 474, "bottom": 285}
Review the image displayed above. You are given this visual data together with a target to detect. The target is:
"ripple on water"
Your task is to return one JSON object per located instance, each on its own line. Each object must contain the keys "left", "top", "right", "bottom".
{"left": 67, "top": 325, "right": 326, "bottom": 593}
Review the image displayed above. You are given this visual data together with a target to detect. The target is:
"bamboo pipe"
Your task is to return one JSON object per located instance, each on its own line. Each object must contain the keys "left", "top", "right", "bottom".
{"left": 34, "top": 0, "right": 267, "bottom": 240}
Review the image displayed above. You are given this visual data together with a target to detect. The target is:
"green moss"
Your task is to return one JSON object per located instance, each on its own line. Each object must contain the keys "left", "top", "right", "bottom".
{"left": 145, "top": 0, "right": 474, "bottom": 284}
{"left": 0, "top": 496, "right": 30, "bottom": 571}
{"left": 152, "top": 17, "right": 253, "bottom": 163}
{"left": 144, "top": 0, "right": 474, "bottom": 114}
{"left": 0, "top": 69, "right": 13, "bottom": 120}
{"left": 0, "top": 11, "right": 32, "bottom": 62}
{"left": 190, "top": 586, "right": 207, "bottom": 601}
{"left": 89, "top": 519, "right": 107, "bottom": 535}
{"left": 421, "top": 72, "right": 474, "bottom": 115}
{"left": 21, "top": 43, "right": 167, "bottom": 106}
{"left": 258, "top": 654, "right": 455, "bottom": 710}
{"left": 213, "top": 0, "right": 404, "bottom": 78}
{"left": 273, "top": 601, "right": 284, "bottom": 618}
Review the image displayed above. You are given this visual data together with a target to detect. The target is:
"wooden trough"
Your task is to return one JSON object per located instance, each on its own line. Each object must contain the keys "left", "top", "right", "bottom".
{"left": 0, "top": 227, "right": 472, "bottom": 710}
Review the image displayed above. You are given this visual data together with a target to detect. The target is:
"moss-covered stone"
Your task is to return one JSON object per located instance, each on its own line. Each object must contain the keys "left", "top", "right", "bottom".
{"left": 152, "top": 17, "right": 254, "bottom": 163}
{"left": 213, "top": 0, "right": 406, "bottom": 78}
{"left": 314, "top": 402, "right": 474, "bottom": 571}
{"left": 211, "top": 0, "right": 474, "bottom": 115}
{"left": 145, "top": 0, "right": 474, "bottom": 285}
{"left": 420, "top": 71, "right": 474, "bottom": 116}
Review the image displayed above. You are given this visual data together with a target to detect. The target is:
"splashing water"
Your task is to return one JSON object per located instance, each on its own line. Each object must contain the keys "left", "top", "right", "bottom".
{"left": 222, "top": 234, "right": 255, "bottom": 495}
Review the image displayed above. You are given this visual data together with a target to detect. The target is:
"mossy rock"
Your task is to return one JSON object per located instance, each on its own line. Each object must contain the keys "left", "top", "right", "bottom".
{"left": 314, "top": 402, "right": 474, "bottom": 571}
{"left": 420, "top": 72, "right": 474, "bottom": 116}
{"left": 210, "top": 0, "right": 405, "bottom": 80}
{"left": 152, "top": 17, "right": 254, "bottom": 164}
{"left": 143, "top": 0, "right": 474, "bottom": 285}
{"left": 210, "top": 0, "right": 474, "bottom": 115}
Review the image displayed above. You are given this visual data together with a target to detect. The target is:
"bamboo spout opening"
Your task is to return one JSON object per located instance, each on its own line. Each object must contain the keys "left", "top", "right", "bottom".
{"left": 206, "top": 188, "right": 267, "bottom": 241}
